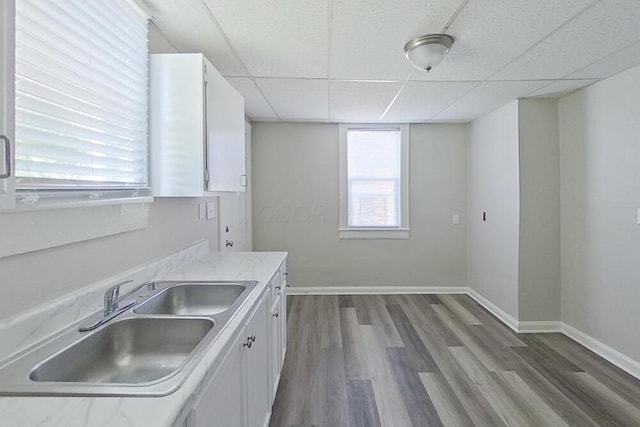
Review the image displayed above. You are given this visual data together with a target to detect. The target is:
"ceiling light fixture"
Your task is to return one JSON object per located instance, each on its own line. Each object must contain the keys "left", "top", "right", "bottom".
{"left": 403, "top": 34, "right": 454, "bottom": 73}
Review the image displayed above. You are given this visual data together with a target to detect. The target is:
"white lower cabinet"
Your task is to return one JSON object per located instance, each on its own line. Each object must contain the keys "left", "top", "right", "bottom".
{"left": 181, "top": 263, "right": 288, "bottom": 427}
{"left": 184, "top": 289, "right": 277, "bottom": 427}
{"left": 245, "top": 292, "right": 271, "bottom": 427}
{"left": 186, "top": 331, "right": 244, "bottom": 427}
{"left": 268, "top": 266, "right": 287, "bottom": 405}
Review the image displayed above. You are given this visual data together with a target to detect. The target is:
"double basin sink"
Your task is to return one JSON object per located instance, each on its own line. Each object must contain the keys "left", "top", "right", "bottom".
{"left": 0, "top": 280, "right": 258, "bottom": 396}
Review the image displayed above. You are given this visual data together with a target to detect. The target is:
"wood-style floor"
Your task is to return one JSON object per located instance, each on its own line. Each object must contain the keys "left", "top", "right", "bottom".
{"left": 269, "top": 294, "right": 640, "bottom": 427}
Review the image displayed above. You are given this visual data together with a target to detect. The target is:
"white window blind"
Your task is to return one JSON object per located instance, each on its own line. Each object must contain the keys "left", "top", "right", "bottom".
{"left": 14, "top": 0, "right": 149, "bottom": 196}
{"left": 347, "top": 129, "right": 401, "bottom": 227}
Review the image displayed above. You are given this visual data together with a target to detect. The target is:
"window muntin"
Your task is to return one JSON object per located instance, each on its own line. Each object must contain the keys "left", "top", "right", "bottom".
{"left": 14, "top": 0, "right": 149, "bottom": 195}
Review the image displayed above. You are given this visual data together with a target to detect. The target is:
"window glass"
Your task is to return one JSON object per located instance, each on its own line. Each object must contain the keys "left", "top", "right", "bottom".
{"left": 347, "top": 129, "right": 401, "bottom": 227}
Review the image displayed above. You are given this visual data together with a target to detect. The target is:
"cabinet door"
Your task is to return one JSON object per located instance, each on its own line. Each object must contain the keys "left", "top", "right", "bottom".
{"left": 244, "top": 293, "right": 271, "bottom": 427}
{"left": 204, "top": 58, "right": 246, "bottom": 192}
{"left": 149, "top": 54, "right": 206, "bottom": 197}
{"left": 186, "top": 330, "right": 245, "bottom": 427}
{"left": 278, "top": 284, "right": 287, "bottom": 370}
{"left": 268, "top": 292, "right": 282, "bottom": 405}
{"left": 0, "top": 0, "right": 15, "bottom": 209}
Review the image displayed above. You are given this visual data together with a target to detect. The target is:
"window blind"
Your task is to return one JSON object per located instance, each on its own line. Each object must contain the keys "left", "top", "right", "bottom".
{"left": 14, "top": 0, "right": 149, "bottom": 192}
{"left": 347, "top": 129, "right": 401, "bottom": 227}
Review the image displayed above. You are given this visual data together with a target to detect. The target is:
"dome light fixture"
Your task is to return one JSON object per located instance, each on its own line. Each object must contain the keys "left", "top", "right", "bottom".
{"left": 404, "top": 34, "right": 454, "bottom": 72}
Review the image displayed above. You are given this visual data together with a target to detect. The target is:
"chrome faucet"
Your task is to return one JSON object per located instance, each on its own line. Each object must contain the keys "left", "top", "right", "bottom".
{"left": 80, "top": 280, "right": 157, "bottom": 332}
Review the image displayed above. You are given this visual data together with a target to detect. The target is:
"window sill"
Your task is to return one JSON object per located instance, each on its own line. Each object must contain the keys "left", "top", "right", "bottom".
{"left": 339, "top": 228, "right": 410, "bottom": 240}
{"left": 11, "top": 189, "right": 153, "bottom": 213}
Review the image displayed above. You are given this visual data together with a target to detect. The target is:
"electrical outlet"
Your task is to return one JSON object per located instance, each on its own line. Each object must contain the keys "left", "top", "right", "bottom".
{"left": 206, "top": 201, "right": 216, "bottom": 220}
{"left": 198, "top": 203, "right": 206, "bottom": 220}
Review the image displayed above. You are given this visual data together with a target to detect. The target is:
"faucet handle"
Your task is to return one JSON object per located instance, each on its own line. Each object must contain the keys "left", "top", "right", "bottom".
{"left": 104, "top": 279, "right": 132, "bottom": 315}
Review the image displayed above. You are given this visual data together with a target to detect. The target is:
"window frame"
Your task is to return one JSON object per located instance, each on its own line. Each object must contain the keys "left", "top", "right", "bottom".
{"left": 339, "top": 123, "right": 410, "bottom": 239}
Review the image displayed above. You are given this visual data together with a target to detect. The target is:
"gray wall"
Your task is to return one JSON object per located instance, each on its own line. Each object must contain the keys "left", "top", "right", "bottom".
{"left": 518, "top": 99, "right": 561, "bottom": 321}
{"left": 0, "top": 26, "right": 220, "bottom": 320}
{"left": 559, "top": 64, "right": 640, "bottom": 362}
{"left": 467, "top": 102, "right": 521, "bottom": 319}
{"left": 252, "top": 122, "right": 467, "bottom": 288}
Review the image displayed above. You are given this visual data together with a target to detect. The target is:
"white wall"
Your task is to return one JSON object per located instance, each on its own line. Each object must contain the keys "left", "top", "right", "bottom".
{"left": 0, "top": 26, "right": 220, "bottom": 320}
{"left": 559, "top": 64, "right": 640, "bottom": 362}
{"left": 518, "top": 99, "right": 561, "bottom": 321}
{"left": 467, "top": 101, "right": 520, "bottom": 319}
{"left": 252, "top": 122, "right": 467, "bottom": 289}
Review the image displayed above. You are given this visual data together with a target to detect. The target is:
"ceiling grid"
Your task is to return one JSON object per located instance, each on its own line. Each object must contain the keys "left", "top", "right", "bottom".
{"left": 147, "top": 0, "right": 640, "bottom": 123}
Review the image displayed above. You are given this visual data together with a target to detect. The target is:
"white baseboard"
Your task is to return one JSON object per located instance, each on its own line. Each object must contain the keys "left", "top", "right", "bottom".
{"left": 517, "top": 321, "right": 562, "bottom": 333}
{"left": 466, "top": 288, "right": 519, "bottom": 332}
{"left": 561, "top": 323, "right": 640, "bottom": 380}
{"left": 286, "top": 286, "right": 468, "bottom": 296}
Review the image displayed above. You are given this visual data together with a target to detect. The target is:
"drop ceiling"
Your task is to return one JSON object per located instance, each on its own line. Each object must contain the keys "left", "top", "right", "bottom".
{"left": 146, "top": 0, "right": 640, "bottom": 123}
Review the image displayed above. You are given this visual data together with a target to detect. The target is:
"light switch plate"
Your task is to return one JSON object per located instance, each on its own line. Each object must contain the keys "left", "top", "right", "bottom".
{"left": 206, "top": 201, "right": 217, "bottom": 220}
{"left": 637, "top": 208, "right": 640, "bottom": 225}
{"left": 452, "top": 214, "right": 460, "bottom": 225}
{"left": 198, "top": 203, "right": 206, "bottom": 220}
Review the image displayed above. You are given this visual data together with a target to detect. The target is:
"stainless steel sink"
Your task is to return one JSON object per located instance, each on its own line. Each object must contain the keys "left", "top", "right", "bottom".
{"left": 0, "top": 280, "right": 258, "bottom": 396}
{"left": 30, "top": 318, "right": 213, "bottom": 384}
{"left": 134, "top": 283, "right": 246, "bottom": 316}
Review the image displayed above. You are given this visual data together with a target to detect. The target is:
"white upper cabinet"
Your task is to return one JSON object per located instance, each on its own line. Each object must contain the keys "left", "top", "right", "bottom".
{"left": 0, "top": 0, "right": 15, "bottom": 210}
{"left": 149, "top": 53, "right": 246, "bottom": 197}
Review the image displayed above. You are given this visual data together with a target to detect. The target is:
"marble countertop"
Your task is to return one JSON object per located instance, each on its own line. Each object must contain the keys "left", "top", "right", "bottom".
{"left": 0, "top": 247, "right": 287, "bottom": 427}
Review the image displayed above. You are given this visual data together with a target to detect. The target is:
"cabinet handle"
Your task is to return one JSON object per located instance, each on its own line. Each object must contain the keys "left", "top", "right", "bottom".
{"left": 275, "top": 285, "right": 281, "bottom": 291}
{"left": 225, "top": 240, "right": 234, "bottom": 248}
{"left": 273, "top": 312, "right": 279, "bottom": 318}
{"left": 0, "top": 135, "right": 11, "bottom": 179}
{"left": 250, "top": 334, "right": 256, "bottom": 342}
{"left": 243, "top": 340, "right": 252, "bottom": 349}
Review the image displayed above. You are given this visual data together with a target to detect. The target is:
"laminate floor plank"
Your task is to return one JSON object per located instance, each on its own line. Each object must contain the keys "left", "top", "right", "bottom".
{"left": 452, "top": 295, "right": 526, "bottom": 345}
{"left": 419, "top": 372, "right": 474, "bottom": 427}
{"left": 491, "top": 371, "right": 569, "bottom": 427}
{"left": 359, "top": 325, "right": 414, "bottom": 427}
{"left": 537, "top": 333, "right": 640, "bottom": 409}
{"left": 510, "top": 346, "right": 629, "bottom": 426}
{"left": 346, "top": 379, "right": 382, "bottom": 427}
{"left": 340, "top": 307, "right": 372, "bottom": 380}
{"left": 439, "top": 295, "right": 482, "bottom": 325}
{"left": 386, "top": 303, "right": 439, "bottom": 372}
{"left": 431, "top": 304, "right": 504, "bottom": 372}
{"left": 449, "top": 346, "right": 533, "bottom": 427}
{"left": 316, "top": 295, "right": 343, "bottom": 349}
{"left": 387, "top": 347, "right": 444, "bottom": 427}
{"left": 397, "top": 298, "right": 508, "bottom": 427}
{"left": 396, "top": 294, "right": 463, "bottom": 347}
{"left": 270, "top": 295, "right": 640, "bottom": 427}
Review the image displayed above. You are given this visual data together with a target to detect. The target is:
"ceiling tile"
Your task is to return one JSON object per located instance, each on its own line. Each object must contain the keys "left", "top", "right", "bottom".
{"left": 329, "top": 81, "right": 401, "bottom": 122}
{"left": 146, "top": 0, "right": 247, "bottom": 76}
{"left": 330, "top": 0, "right": 461, "bottom": 80}
{"left": 203, "top": 0, "right": 328, "bottom": 78}
{"left": 227, "top": 77, "right": 277, "bottom": 120}
{"left": 491, "top": 0, "right": 640, "bottom": 81}
{"left": 567, "top": 40, "right": 640, "bottom": 79}
{"left": 383, "top": 81, "right": 479, "bottom": 122}
{"left": 256, "top": 79, "right": 329, "bottom": 120}
{"left": 413, "top": 0, "right": 593, "bottom": 81}
{"left": 433, "top": 80, "right": 552, "bottom": 121}
{"left": 528, "top": 79, "right": 597, "bottom": 98}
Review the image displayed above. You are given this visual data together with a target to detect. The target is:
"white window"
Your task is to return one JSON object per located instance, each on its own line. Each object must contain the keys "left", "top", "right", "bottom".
{"left": 14, "top": 0, "right": 150, "bottom": 206}
{"left": 339, "top": 124, "right": 410, "bottom": 239}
